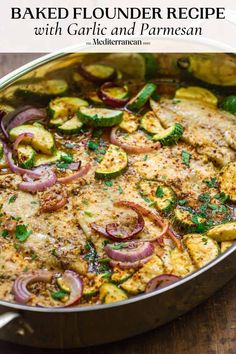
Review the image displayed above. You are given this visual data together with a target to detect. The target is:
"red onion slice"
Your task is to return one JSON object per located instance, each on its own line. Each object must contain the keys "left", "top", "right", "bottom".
{"left": 58, "top": 163, "right": 91, "bottom": 184}
{"left": 91, "top": 201, "right": 145, "bottom": 241}
{"left": 19, "top": 166, "right": 56, "bottom": 193}
{"left": 12, "top": 271, "right": 53, "bottom": 304}
{"left": 110, "top": 126, "right": 161, "bottom": 154}
{"left": 145, "top": 274, "right": 181, "bottom": 293}
{"left": 67, "top": 161, "right": 82, "bottom": 171}
{"left": 59, "top": 270, "right": 83, "bottom": 307}
{"left": 13, "top": 132, "right": 34, "bottom": 156}
{"left": 98, "top": 82, "right": 129, "bottom": 107}
{"left": 105, "top": 241, "right": 154, "bottom": 262}
{"left": 7, "top": 107, "right": 46, "bottom": 131}
{"left": 110, "top": 256, "right": 152, "bottom": 270}
{"left": 115, "top": 201, "right": 182, "bottom": 249}
{"left": 6, "top": 150, "right": 40, "bottom": 178}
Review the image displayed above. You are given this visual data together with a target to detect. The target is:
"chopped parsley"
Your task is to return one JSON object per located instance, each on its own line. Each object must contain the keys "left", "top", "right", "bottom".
{"left": 118, "top": 186, "right": 123, "bottom": 194}
{"left": 143, "top": 154, "right": 148, "bottom": 161}
{"left": 15, "top": 224, "right": 32, "bottom": 242}
{"left": 181, "top": 151, "right": 191, "bottom": 167}
{"left": 23, "top": 266, "right": 29, "bottom": 273}
{"left": 104, "top": 181, "right": 113, "bottom": 187}
{"left": 204, "top": 177, "right": 218, "bottom": 188}
{"left": 156, "top": 186, "right": 164, "bottom": 198}
{"left": 88, "top": 140, "right": 99, "bottom": 151}
{"left": 51, "top": 290, "right": 68, "bottom": 300}
{"left": 111, "top": 243, "right": 127, "bottom": 250}
{"left": 202, "top": 237, "right": 208, "bottom": 245}
{"left": 51, "top": 249, "right": 58, "bottom": 257}
{"left": 8, "top": 195, "right": 17, "bottom": 204}
{"left": 198, "top": 193, "right": 211, "bottom": 203}
{"left": 178, "top": 199, "right": 187, "bottom": 206}
{"left": 1, "top": 229, "right": 9, "bottom": 238}
{"left": 214, "top": 192, "right": 228, "bottom": 203}
{"left": 56, "top": 152, "right": 74, "bottom": 170}
{"left": 138, "top": 191, "right": 150, "bottom": 203}
{"left": 84, "top": 210, "right": 93, "bottom": 217}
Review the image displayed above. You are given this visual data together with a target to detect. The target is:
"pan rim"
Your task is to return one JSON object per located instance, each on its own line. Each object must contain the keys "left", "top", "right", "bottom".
{"left": 0, "top": 50, "right": 235, "bottom": 313}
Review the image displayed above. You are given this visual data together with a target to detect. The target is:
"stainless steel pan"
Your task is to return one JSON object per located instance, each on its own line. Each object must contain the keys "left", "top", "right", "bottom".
{"left": 0, "top": 51, "right": 235, "bottom": 348}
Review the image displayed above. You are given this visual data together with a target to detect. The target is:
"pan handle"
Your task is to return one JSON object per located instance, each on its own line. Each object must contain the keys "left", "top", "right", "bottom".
{"left": 0, "top": 312, "right": 34, "bottom": 336}
{"left": 0, "top": 312, "right": 20, "bottom": 329}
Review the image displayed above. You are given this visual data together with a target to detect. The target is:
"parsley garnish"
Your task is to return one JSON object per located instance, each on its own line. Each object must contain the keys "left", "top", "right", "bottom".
{"left": 204, "top": 177, "right": 218, "bottom": 188}
{"left": 8, "top": 195, "right": 17, "bottom": 204}
{"left": 104, "top": 181, "right": 113, "bottom": 187}
{"left": 61, "top": 152, "right": 73, "bottom": 163}
{"left": 15, "top": 224, "right": 32, "bottom": 242}
{"left": 88, "top": 141, "right": 99, "bottom": 151}
{"left": 198, "top": 193, "right": 211, "bottom": 203}
{"left": 156, "top": 186, "right": 164, "bottom": 198}
{"left": 143, "top": 154, "right": 148, "bottom": 161}
{"left": 118, "top": 186, "right": 123, "bottom": 194}
{"left": 111, "top": 243, "right": 127, "bottom": 250}
{"left": 138, "top": 191, "right": 150, "bottom": 203}
{"left": 84, "top": 210, "right": 93, "bottom": 217}
{"left": 64, "top": 142, "right": 75, "bottom": 149}
{"left": 181, "top": 151, "right": 191, "bottom": 167}
{"left": 1, "top": 229, "right": 9, "bottom": 238}
{"left": 178, "top": 199, "right": 187, "bottom": 206}
{"left": 51, "top": 290, "right": 68, "bottom": 300}
{"left": 214, "top": 192, "right": 228, "bottom": 203}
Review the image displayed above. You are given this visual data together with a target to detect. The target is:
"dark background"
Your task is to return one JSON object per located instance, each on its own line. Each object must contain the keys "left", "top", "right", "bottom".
{"left": 0, "top": 54, "right": 235, "bottom": 354}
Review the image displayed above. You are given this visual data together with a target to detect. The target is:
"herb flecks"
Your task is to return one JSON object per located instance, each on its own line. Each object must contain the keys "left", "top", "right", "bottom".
{"left": 181, "top": 151, "right": 191, "bottom": 167}
{"left": 15, "top": 224, "right": 32, "bottom": 242}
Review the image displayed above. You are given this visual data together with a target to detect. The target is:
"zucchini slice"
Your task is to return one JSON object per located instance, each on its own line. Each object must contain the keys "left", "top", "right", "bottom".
{"left": 207, "top": 222, "right": 236, "bottom": 242}
{"left": 34, "top": 150, "right": 65, "bottom": 167}
{"left": 139, "top": 180, "right": 176, "bottom": 214}
{"left": 0, "top": 155, "right": 7, "bottom": 169}
{"left": 219, "top": 162, "right": 236, "bottom": 202}
{"left": 119, "top": 111, "right": 140, "bottom": 133}
{"left": 140, "top": 53, "right": 158, "bottom": 79}
{"left": 173, "top": 208, "right": 206, "bottom": 233}
{"left": 183, "top": 234, "right": 220, "bottom": 268}
{"left": 83, "top": 275, "right": 106, "bottom": 298}
{"left": 222, "top": 96, "right": 236, "bottom": 115}
{"left": 95, "top": 144, "right": 128, "bottom": 180}
{"left": 152, "top": 123, "right": 184, "bottom": 146}
{"left": 57, "top": 115, "right": 83, "bottom": 135}
{"left": 79, "top": 64, "right": 117, "bottom": 84}
{"left": 14, "top": 80, "right": 68, "bottom": 104}
{"left": 127, "top": 83, "right": 157, "bottom": 112}
{"left": 221, "top": 241, "right": 234, "bottom": 253}
{"left": 140, "top": 111, "right": 164, "bottom": 134}
{"left": 17, "top": 144, "right": 35, "bottom": 169}
{"left": 170, "top": 247, "right": 196, "bottom": 277}
{"left": 48, "top": 97, "right": 88, "bottom": 126}
{"left": 99, "top": 283, "right": 128, "bottom": 304}
{"left": 0, "top": 103, "right": 14, "bottom": 114}
{"left": 175, "top": 86, "right": 218, "bottom": 106}
{"left": 111, "top": 268, "right": 134, "bottom": 284}
{"left": 87, "top": 91, "right": 103, "bottom": 104}
{"left": 78, "top": 107, "right": 123, "bottom": 127}
{"left": 9, "top": 124, "right": 55, "bottom": 155}
{"left": 121, "top": 255, "right": 164, "bottom": 294}
{"left": 0, "top": 141, "right": 3, "bottom": 160}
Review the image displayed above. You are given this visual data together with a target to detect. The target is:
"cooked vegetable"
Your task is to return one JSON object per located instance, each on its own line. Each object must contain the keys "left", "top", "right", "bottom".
{"left": 140, "top": 53, "right": 158, "bottom": 79}
{"left": 99, "top": 283, "right": 127, "bottom": 304}
{"left": 127, "top": 83, "right": 157, "bottom": 112}
{"left": 48, "top": 97, "right": 88, "bottom": 126}
{"left": 175, "top": 86, "right": 218, "bottom": 106}
{"left": 95, "top": 144, "right": 128, "bottom": 180}
{"left": 0, "top": 140, "right": 3, "bottom": 160}
{"left": 110, "top": 126, "right": 161, "bottom": 154}
{"left": 177, "top": 54, "right": 236, "bottom": 86}
{"left": 19, "top": 166, "right": 57, "bottom": 193}
{"left": 183, "top": 234, "right": 220, "bottom": 268}
{"left": 17, "top": 144, "right": 35, "bottom": 169}
{"left": 78, "top": 107, "right": 123, "bottom": 127}
{"left": 222, "top": 96, "right": 236, "bottom": 115}
{"left": 34, "top": 150, "right": 65, "bottom": 167}
{"left": 173, "top": 208, "right": 206, "bottom": 233}
{"left": 9, "top": 124, "right": 55, "bottom": 155}
{"left": 145, "top": 274, "right": 180, "bottom": 293}
{"left": 221, "top": 241, "right": 234, "bottom": 253}
{"left": 58, "top": 163, "right": 91, "bottom": 184}
{"left": 105, "top": 242, "right": 154, "bottom": 263}
{"left": 140, "top": 111, "right": 164, "bottom": 134}
{"left": 57, "top": 115, "right": 83, "bottom": 135}
{"left": 0, "top": 103, "right": 14, "bottom": 114}
{"left": 77, "top": 64, "right": 117, "bottom": 84}
{"left": 152, "top": 123, "right": 184, "bottom": 146}
{"left": 219, "top": 162, "right": 236, "bottom": 202}
{"left": 139, "top": 181, "right": 176, "bottom": 214}
{"left": 170, "top": 248, "right": 196, "bottom": 277}
{"left": 98, "top": 82, "right": 129, "bottom": 107}
{"left": 207, "top": 222, "right": 236, "bottom": 242}
{"left": 121, "top": 255, "right": 164, "bottom": 294}
{"left": 119, "top": 111, "right": 139, "bottom": 133}
{"left": 14, "top": 80, "right": 68, "bottom": 104}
